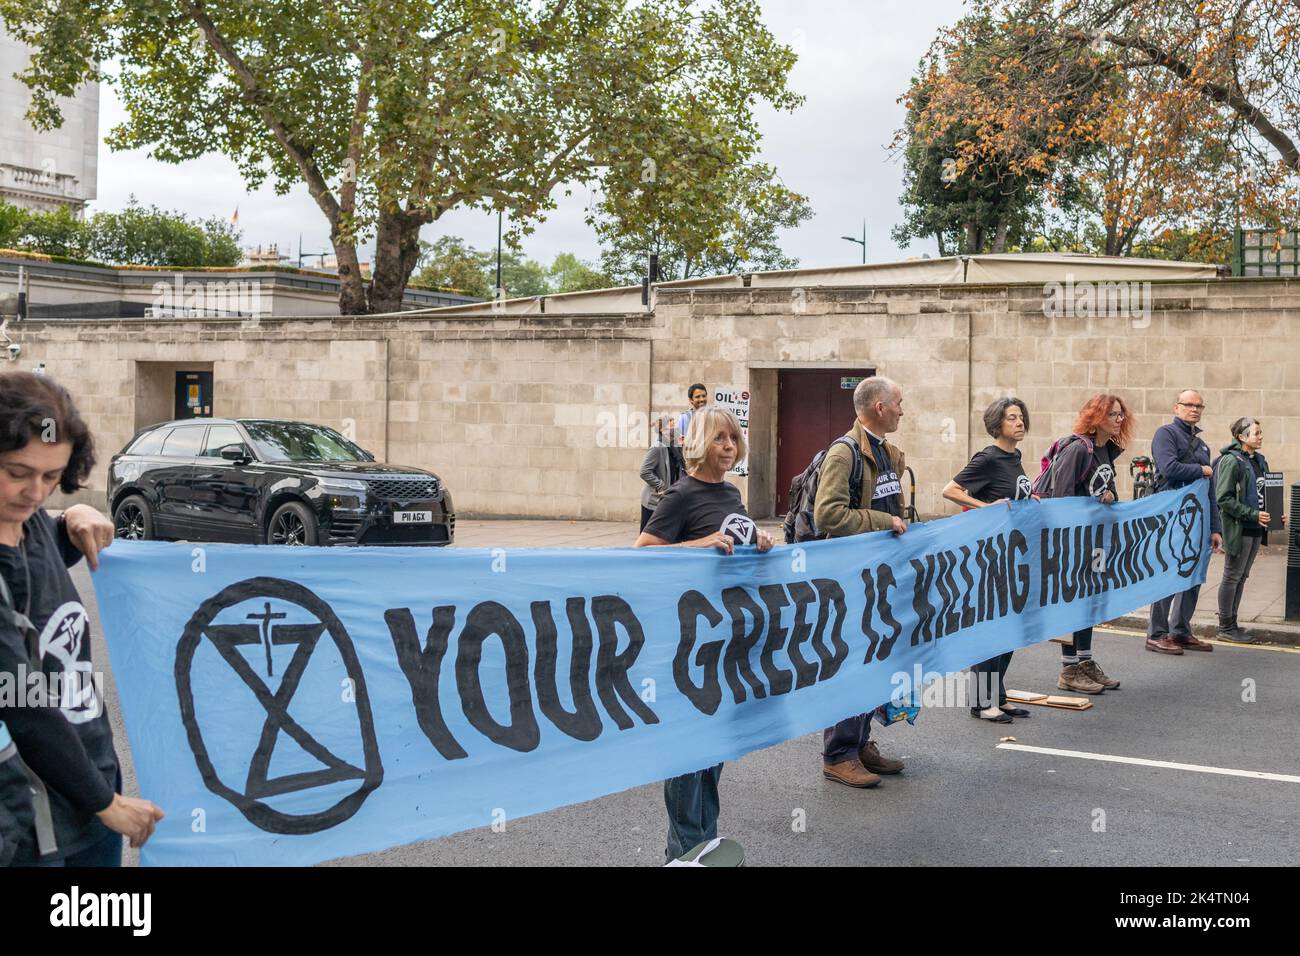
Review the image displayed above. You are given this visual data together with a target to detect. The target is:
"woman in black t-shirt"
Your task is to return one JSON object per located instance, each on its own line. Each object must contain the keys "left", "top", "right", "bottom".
{"left": 0, "top": 372, "right": 164, "bottom": 866}
{"left": 943, "top": 398, "right": 1036, "bottom": 724}
{"left": 636, "top": 407, "right": 774, "bottom": 863}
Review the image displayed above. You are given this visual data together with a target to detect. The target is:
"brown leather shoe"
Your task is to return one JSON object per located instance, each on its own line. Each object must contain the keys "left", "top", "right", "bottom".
{"left": 823, "top": 758, "right": 881, "bottom": 789}
{"left": 1080, "top": 659, "right": 1120, "bottom": 689}
{"left": 859, "top": 741, "right": 904, "bottom": 775}
{"left": 1058, "top": 663, "right": 1105, "bottom": 694}
{"left": 1172, "top": 634, "right": 1213, "bottom": 652}
{"left": 1145, "top": 637, "right": 1185, "bottom": 655}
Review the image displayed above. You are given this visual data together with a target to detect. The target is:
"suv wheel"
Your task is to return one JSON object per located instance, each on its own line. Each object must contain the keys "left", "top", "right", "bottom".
{"left": 267, "top": 501, "right": 319, "bottom": 546}
{"left": 113, "top": 495, "right": 153, "bottom": 541}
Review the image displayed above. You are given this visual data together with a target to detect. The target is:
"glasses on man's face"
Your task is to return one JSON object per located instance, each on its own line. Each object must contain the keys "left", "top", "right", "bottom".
{"left": 1178, "top": 402, "right": 1206, "bottom": 411}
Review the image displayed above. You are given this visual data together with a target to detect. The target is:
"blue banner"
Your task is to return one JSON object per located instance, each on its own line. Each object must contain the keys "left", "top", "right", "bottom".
{"left": 92, "top": 482, "right": 1210, "bottom": 866}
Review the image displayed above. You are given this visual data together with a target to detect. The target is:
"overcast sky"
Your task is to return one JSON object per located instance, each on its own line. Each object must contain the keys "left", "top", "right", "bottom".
{"left": 90, "top": 0, "right": 969, "bottom": 271}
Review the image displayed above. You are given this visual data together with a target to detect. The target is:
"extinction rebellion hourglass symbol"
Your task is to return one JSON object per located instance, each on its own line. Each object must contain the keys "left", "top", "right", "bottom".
{"left": 176, "top": 578, "right": 384, "bottom": 834}
{"left": 1173, "top": 493, "right": 1206, "bottom": 578}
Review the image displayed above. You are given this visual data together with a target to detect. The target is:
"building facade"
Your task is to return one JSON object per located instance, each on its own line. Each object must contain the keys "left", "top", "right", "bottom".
{"left": 0, "top": 32, "right": 98, "bottom": 215}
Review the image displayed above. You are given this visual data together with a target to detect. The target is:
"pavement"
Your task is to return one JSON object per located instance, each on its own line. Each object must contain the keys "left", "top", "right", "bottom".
{"left": 1105, "top": 542, "right": 1299, "bottom": 646}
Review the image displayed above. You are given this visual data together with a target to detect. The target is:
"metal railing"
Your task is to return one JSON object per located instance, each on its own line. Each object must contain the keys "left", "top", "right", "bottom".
{"left": 1232, "top": 227, "right": 1300, "bottom": 277}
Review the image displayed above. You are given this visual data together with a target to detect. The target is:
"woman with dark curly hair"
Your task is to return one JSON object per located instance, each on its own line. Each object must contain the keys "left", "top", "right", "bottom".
{"left": 1035, "top": 393, "right": 1133, "bottom": 695}
{"left": 0, "top": 371, "right": 163, "bottom": 866}
{"left": 943, "top": 396, "right": 1037, "bottom": 723}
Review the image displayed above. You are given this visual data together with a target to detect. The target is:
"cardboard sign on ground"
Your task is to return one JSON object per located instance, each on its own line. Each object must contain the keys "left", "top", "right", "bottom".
{"left": 1006, "top": 689, "right": 1094, "bottom": 711}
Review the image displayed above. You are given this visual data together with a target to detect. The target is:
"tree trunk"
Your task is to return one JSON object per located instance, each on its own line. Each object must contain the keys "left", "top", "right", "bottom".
{"left": 1104, "top": 215, "right": 1121, "bottom": 257}
{"left": 369, "top": 208, "right": 425, "bottom": 314}
{"left": 964, "top": 221, "right": 979, "bottom": 254}
{"left": 332, "top": 232, "right": 368, "bottom": 315}
{"left": 991, "top": 216, "right": 1009, "bottom": 253}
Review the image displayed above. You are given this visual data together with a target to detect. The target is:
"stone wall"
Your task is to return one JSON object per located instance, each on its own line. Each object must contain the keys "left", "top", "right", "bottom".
{"left": 17, "top": 275, "right": 1300, "bottom": 523}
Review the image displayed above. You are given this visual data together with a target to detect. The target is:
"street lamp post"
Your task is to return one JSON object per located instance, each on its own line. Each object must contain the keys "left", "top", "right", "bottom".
{"left": 841, "top": 219, "right": 866, "bottom": 264}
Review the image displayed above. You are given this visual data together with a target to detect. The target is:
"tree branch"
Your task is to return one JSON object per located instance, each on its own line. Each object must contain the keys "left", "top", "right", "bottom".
{"left": 183, "top": 0, "right": 344, "bottom": 223}
{"left": 1069, "top": 26, "right": 1300, "bottom": 171}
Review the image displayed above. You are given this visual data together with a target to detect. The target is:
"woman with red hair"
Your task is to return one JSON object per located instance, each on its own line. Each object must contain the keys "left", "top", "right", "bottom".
{"left": 1036, "top": 393, "right": 1134, "bottom": 694}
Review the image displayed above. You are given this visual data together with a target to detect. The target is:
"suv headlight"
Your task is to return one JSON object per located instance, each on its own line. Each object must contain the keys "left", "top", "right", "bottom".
{"left": 319, "top": 478, "right": 367, "bottom": 498}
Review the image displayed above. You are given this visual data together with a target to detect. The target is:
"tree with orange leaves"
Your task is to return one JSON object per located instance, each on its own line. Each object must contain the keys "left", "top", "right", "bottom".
{"left": 897, "top": 0, "right": 1299, "bottom": 259}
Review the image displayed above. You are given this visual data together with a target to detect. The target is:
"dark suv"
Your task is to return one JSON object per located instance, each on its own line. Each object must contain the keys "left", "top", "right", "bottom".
{"left": 108, "top": 418, "right": 454, "bottom": 546}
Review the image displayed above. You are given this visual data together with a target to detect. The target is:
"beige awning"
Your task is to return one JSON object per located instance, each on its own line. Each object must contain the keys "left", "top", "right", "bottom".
{"left": 409, "top": 252, "right": 1221, "bottom": 316}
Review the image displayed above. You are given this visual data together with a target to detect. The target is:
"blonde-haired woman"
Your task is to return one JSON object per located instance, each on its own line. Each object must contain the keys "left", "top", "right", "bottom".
{"left": 635, "top": 407, "right": 774, "bottom": 861}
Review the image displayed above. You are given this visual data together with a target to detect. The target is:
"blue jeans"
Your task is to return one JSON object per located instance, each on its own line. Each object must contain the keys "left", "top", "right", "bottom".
{"left": 664, "top": 764, "right": 723, "bottom": 861}
{"left": 33, "top": 824, "right": 122, "bottom": 867}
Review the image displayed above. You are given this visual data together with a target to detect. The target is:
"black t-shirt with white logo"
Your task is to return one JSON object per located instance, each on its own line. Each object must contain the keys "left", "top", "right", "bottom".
{"left": 866, "top": 433, "right": 902, "bottom": 517}
{"left": 952, "top": 445, "right": 1031, "bottom": 504}
{"left": 643, "top": 475, "right": 757, "bottom": 546}
{"left": 0, "top": 509, "right": 117, "bottom": 862}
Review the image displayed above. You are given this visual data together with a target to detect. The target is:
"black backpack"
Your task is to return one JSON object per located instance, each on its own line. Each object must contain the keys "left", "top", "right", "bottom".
{"left": 0, "top": 573, "right": 56, "bottom": 865}
{"left": 782, "top": 437, "right": 865, "bottom": 543}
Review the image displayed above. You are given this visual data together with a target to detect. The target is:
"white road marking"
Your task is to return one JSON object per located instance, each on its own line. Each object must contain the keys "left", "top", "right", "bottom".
{"left": 997, "top": 743, "right": 1300, "bottom": 783}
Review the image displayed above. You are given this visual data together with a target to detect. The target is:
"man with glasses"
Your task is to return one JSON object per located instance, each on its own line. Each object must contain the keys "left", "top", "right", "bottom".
{"left": 1146, "top": 389, "right": 1223, "bottom": 655}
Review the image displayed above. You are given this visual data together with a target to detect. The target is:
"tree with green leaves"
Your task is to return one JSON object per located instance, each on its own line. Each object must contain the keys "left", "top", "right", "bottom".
{"left": 595, "top": 163, "right": 811, "bottom": 283}
{"left": 0, "top": 197, "right": 242, "bottom": 265}
{"left": 12, "top": 205, "right": 91, "bottom": 259}
{"left": 0, "top": 201, "right": 26, "bottom": 248}
{"left": 548, "top": 252, "right": 611, "bottom": 293}
{"left": 90, "top": 198, "right": 242, "bottom": 266}
{"left": 0, "top": 1, "right": 800, "bottom": 314}
{"left": 411, "top": 235, "right": 492, "bottom": 296}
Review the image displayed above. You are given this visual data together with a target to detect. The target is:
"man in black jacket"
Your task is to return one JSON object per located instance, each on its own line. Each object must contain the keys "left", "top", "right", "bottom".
{"left": 1146, "top": 390, "right": 1223, "bottom": 654}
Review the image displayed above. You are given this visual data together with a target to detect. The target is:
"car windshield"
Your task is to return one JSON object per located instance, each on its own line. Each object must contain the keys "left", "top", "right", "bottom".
{"left": 240, "top": 421, "right": 371, "bottom": 463}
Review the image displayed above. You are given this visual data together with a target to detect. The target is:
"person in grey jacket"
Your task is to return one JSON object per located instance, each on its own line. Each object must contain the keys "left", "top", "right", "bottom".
{"left": 639, "top": 414, "right": 685, "bottom": 531}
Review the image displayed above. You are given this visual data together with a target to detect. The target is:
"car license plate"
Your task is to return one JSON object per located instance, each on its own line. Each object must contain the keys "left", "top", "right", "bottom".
{"left": 394, "top": 510, "right": 433, "bottom": 524}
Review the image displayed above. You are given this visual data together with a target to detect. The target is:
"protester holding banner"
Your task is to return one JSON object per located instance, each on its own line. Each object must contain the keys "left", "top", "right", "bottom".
{"left": 1215, "top": 418, "right": 1282, "bottom": 643}
{"left": 635, "top": 406, "right": 774, "bottom": 861}
{"left": 638, "top": 414, "right": 685, "bottom": 531}
{"left": 1145, "top": 390, "right": 1223, "bottom": 655}
{"left": 1035, "top": 393, "right": 1131, "bottom": 695}
{"left": 942, "top": 396, "right": 1035, "bottom": 723}
{"left": 814, "top": 376, "right": 908, "bottom": 788}
{"left": 675, "top": 383, "right": 709, "bottom": 438}
{"left": 0, "top": 372, "right": 164, "bottom": 866}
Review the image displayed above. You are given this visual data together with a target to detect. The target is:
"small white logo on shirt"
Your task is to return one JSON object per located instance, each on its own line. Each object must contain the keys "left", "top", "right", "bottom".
{"left": 720, "top": 513, "right": 757, "bottom": 545}
{"left": 1089, "top": 464, "right": 1115, "bottom": 499}
{"left": 37, "top": 601, "right": 102, "bottom": 724}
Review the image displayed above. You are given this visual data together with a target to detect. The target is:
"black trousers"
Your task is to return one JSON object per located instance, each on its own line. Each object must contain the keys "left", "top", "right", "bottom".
{"left": 969, "top": 651, "right": 1013, "bottom": 709}
{"left": 640, "top": 506, "right": 655, "bottom": 532}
